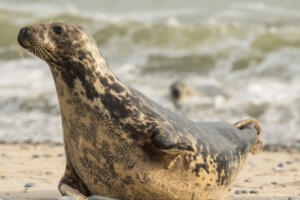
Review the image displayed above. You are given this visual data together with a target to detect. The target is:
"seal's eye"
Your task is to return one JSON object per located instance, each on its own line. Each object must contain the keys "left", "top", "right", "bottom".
{"left": 53, "top": 26, "right": 63, "bottom": 35}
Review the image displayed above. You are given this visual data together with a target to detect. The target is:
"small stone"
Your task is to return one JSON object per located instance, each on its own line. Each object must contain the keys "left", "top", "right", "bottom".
{"left": 32, "top": 154, "right": 39, "bottom": 158}
{"left": 277, "top": 162, "right": 284, "bottom": 168}
{"left": 88, "top": 196, "right": 120, "bottom": 200}
{"left": 57, "top": 153, "right": 65, "bottom": 157}
{"left": 271, "top": 182, "right": 277, "bottom": 185}
{"left": 272, "top": 167, "right": 282, "bottom": 172}
{"left": 249, "top": 190, "right": 258, "bottom": 194}
{"left": 61, "top": 195, "right": 79, "bottom": 200}
{"left": 244, "top": 179, "right": 250, "bottom": 182}
{"left": 286, "top": 161, "right": 292, "bottom": 165}
{"left": 24, "top": 182, "right": 36, "bottom": 188}
{"left": 45, "top": 171, "right": 53, "bottom": 175}
{"left": 43, "top": 154, "right": 51, "bottom": 158}
{"left": 281, "top": 184, "right": 286, "bottom": 188}
{"left": 234, "top": 190, "right": 247, "bottom": 194}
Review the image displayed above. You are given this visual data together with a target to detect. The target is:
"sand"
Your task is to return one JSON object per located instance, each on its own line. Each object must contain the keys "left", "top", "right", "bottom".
{"left": 0, "top": 143, "right": 299, "bottom": 200}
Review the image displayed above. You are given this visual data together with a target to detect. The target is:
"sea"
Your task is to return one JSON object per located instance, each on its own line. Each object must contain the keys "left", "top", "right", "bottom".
{"left": 0, "top": 0, "right": 300, "bottom": 144}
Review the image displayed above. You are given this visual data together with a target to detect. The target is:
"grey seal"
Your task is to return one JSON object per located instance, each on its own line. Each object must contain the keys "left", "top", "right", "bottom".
{"left": 18, "top": 22, "right": 264, "bottom": 200}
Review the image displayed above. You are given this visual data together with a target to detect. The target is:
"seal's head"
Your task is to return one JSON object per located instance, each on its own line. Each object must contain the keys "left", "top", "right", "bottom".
{"left": 17, "top": 22, "right": 100, "bottom": 67}
{"left": 170, "top": 80, "right": 196, "bottom": 101}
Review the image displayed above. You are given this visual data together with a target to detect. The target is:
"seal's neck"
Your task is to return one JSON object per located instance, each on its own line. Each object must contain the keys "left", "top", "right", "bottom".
{"left": 48, "top": 51, "right": 130, "bottom": 121}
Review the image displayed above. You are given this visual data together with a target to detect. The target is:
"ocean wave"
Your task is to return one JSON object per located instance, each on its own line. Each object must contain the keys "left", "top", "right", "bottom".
{"left": 1, "top": 0, "right": 300, "bottom": 143}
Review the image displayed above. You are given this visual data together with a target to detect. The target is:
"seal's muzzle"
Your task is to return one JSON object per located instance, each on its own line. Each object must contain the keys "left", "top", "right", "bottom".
{"left": 18, "top": 26, "right": 32, "bottom": 48}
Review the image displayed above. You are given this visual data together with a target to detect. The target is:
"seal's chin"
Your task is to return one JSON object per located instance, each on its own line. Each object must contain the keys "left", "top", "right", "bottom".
{"left": 17, "top": 34, "right": 27, "bottom": 49}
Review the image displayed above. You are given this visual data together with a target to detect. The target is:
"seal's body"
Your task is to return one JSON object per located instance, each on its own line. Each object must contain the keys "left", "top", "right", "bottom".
{"left": 18, "top": 23, "right": 263, "bottom": 200}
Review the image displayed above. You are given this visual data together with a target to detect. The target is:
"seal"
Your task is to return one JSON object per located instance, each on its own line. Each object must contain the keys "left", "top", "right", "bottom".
{"left": 18, "top": 22, "right": 264, "bottom": 200}
{"left": 170, "top": 80, "right": 226, "bottom": 108}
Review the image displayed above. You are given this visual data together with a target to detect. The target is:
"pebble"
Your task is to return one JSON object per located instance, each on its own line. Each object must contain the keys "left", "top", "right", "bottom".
{"left": 244, "top": 179, "right": 250, "bottom": 182}
{"left": 24, "top": 182, "right": 36, "bottom": 188}
{"left": 249, "top": 190, "right": 258, "bottom": 194}
{"left": 57, "top": 153, "right": 65, "bottom": 157}
{"left": 88, "top": 196, "right": 120, "bottom": 200}
{"left": 32, "top": 154, "right": 40, "bottom": 158}
{"left": 277, "top": 162, "right": 284, "bottom": 168}
{"left": 272, "top": 167, "right": 283, "bottom": 172}
{"left": 234, "top": 190, "right": 247, "bottom": 194}
{"left": 286, "top": 161, "right": 292, "bottom": 165}
{"left": 61, "top": 195, "right": 79, "bottom": 200}
{"left": 271, "top": 182, "right": 277, "bottom": 185}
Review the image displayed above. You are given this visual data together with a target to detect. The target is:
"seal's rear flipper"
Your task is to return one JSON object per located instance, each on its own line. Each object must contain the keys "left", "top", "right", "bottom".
{"left": 234, "top": 118, "right": 264, "bottom": 154}
{"left": 249, "top": 136, "right": 264, "bottom": 155}
{"left": 234, "top": 118, "right": 261, "bottom": 135}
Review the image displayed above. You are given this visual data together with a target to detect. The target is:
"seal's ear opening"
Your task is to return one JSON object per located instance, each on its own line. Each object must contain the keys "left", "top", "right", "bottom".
{"left": 77, "top": 26, "right": 84, "bottom": 30}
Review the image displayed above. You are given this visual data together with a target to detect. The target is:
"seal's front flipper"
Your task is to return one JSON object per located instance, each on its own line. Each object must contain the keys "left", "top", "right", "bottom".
{"left": 152, "top": 132, "right": 194, "bottom": 155}
{"left": 151, "top": 131, "right": 194, "bottom": 169}
{"left": 58, "top": 157, "right": 90, "bottom": 200}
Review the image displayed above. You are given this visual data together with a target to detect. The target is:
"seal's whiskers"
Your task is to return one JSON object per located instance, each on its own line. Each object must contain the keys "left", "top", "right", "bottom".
{"left": 17, "top": 44, "right": 24, "bottom": 58}
{"left": 42, "top": 47, "right": 58, "bottom": 62}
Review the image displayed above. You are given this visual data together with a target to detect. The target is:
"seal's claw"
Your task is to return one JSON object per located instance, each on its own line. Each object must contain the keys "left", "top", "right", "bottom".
{"left": 249, "top": 137, "right": 264, "bottom": 155}
{"left": 59, "top": 183, "right": 88, "bottom": 200}
{"left": 234, "top": 118, "right": 261, "bottom": 135}
{"left": 58, "top": 159, "right": 90, "bottom": 200}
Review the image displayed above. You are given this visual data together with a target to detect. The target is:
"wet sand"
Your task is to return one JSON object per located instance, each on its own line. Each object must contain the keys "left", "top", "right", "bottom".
{"left": 0, "top": 143, "right": 299, "bottom": 200}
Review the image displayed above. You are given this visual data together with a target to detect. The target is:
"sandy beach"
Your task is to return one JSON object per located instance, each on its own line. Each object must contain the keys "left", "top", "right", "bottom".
{"left": 0, "top": 143, "right": 299, "bottom": 200}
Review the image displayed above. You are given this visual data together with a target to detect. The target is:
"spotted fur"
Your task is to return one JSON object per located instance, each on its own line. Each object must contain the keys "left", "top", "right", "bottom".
{"left": 18, "top": 22, "right": 263, "bottom": 200}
